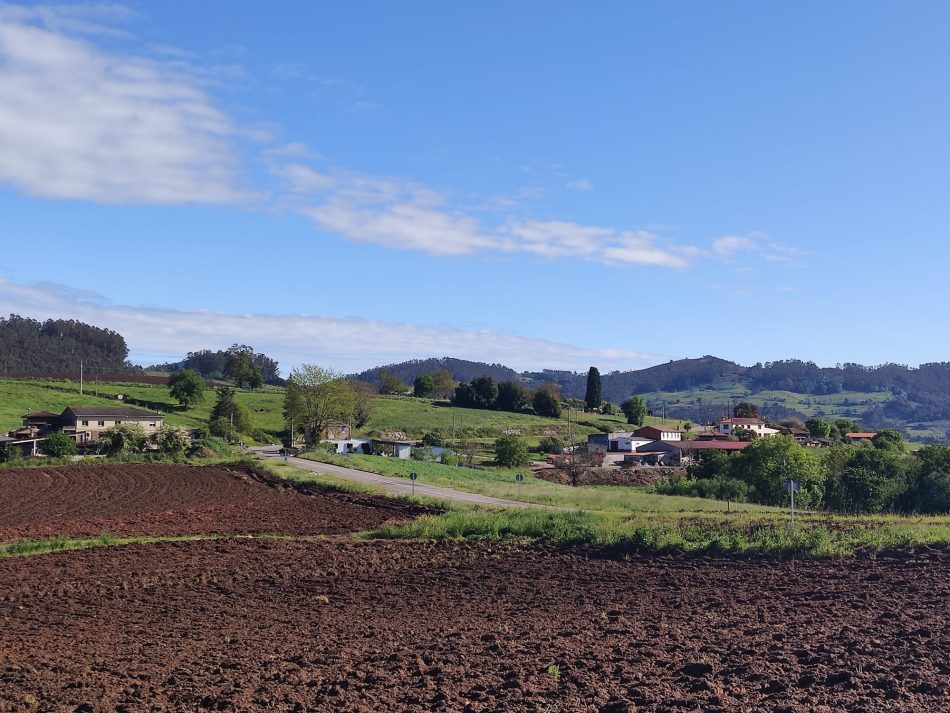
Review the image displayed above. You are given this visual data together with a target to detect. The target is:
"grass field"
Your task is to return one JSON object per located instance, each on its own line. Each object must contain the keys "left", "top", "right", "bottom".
{"left": 0, "top": 378, "right": 687, "bottom": 446}
{"left": 296, "top": 450, "right": 776, "bottom": 514}
{"left": 0, "top": 378, "right": 285, "bottom": 437}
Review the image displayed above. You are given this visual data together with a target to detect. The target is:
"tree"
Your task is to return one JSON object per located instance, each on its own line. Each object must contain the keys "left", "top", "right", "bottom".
{"left": 601, "top": 402, "right": 616, "bottom": 416}
{"left": 731, "top": 435, "right": 822, "bottom": 507}
{"left": 348, "top": 380, "right": 376, "bottom": 428}
{"left": 733, "top": 402, "right": 759, "bottom": 418}
{"left": 422, "top": 431, "right": 444, "bottom": 447}
{"left": 621, "top": 396, "right": 648, "bottom": 426}
{"left": 805, "top": 417, "right": 832, "bottom": 440}
{"left": 225, "top": 348, "right": 264, "bottom": 389}
{"left": 496, "top": 381, "right": 529, "bottom": 412}
{"left": 44, "top": 431, "right": 77, "bottom": 457}
{"left": 413, "top": 374, "right": 436, "bottom": 398}
{"left": 152, "top": 424, "right": 191, "bottom": 455}
{"left": 824, "top": 447, "right": 905, "bottom": 513}
{"left": 682, "top": 421, "right": 694, "bottom": 440}
{"left": 493, "top": 435, "right": 531, "bottom": 467}
{"left": 431, "top": 369, "right": 456, "bottom": 399}
{"left": 453, "top": 376, "right": 498, "bottom": 409}
{"left": 209, "top": 386, "right": 251, "bottom": 438}
{"left": 872, "top": 429, "right": 905, "bottom": 452}
{"left": 733, "top": 426, "right": 758, "bottom": 442}
{"left": 284, "top": 365, "right": 356, "bottom": 446}
{"left": 97, "top": 423, "right": 147, "bottom": 455}
{"left": 377, "top": 368, "right": 409, "bottom": 395}
{"left": 168, "top": 369, "right": 205, "bottom": 407}
{"left": 585, "top": 367, "right": 602, "bottom": 412}
{"left": 533, "top": 389, "right": 561, "bottom": 418}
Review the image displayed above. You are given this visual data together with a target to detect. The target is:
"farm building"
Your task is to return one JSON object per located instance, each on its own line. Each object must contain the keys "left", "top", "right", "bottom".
{"left": 587, "top": 432, "right": 653, "bottom": 453}
{"left": 716, "top": 418, "right": 780, "bottom": 438}
{"left": 633, "top": 425, "right": 682, "bottom": 442}
{"left": 622, "top": 438, "right": 751, "bottom": 466}
{"left": 14, "top": 406, "right": 164, "bottom": 445}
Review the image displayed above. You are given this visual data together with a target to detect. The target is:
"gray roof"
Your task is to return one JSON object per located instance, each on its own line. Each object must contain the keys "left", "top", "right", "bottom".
{"left": 65, "top": 406, "right": 163, "bottom": 419}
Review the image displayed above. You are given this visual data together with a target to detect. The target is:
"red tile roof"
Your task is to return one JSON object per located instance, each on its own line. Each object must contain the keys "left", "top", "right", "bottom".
{"left": 846, "top": 432, "right": 878, "bottom": 439}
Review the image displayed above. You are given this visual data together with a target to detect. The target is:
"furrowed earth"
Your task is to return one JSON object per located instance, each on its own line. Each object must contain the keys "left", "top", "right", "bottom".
{"left": 0, "top": 464, "right": 948, "bottom": 712}
{"left": 0, "top": 463, "right": 430, "bottom": 540}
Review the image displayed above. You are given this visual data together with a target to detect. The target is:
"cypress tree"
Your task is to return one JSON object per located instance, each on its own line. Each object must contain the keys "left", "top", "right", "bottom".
{"left": 585, "top": 366, "right": 602, "bottom": 411}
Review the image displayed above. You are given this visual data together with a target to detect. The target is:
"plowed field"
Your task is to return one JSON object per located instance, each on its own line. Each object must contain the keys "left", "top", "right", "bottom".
{"left": 0, "top": 463, "right": 429, "bottom": 541}
{"left": 1, "top": 539, "right": 948, "bottom": 712}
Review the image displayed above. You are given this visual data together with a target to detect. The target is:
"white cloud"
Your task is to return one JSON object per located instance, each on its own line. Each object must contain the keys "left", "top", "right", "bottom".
{"left": 0, "top": 6, "right": 251, "bottom": 204}
{"left": 566, "top": 178, "right": 593, "bottom": 192}
{"left": 712, "top": 235, "right": 756, "bottom": 257}
{"left": 0, "top": 277, "right": 666, "bottom": 373}
{"left": 277, "top": 163, "right": 693, "bottom": 268}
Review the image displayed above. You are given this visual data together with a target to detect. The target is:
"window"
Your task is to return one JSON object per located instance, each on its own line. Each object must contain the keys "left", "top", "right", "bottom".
{"left": 149, "top": 422, "right": 156, "bottom": 427}
{"left": 115, "top": 420, "right": 122, "bottom": 425}
{"left": 81, "top": 420, "right": 89, "bottom": 426}
{"left": 97, "top": 421, "right": 105, "bottom": 427}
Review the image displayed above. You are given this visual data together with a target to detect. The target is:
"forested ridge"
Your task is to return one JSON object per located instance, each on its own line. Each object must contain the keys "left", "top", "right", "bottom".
{"left": 0, "top": 315, "right": 132, "bottom": 374}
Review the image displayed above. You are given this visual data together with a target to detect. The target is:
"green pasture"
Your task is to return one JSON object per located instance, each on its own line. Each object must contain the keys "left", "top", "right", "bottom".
{"left": 297, "top": 450, "right": 776, "bottom": 514}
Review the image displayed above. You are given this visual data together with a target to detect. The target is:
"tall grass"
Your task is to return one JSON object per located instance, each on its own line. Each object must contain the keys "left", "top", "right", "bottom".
{"left": 367, "top": 508, "right": 950, "bottom": 556}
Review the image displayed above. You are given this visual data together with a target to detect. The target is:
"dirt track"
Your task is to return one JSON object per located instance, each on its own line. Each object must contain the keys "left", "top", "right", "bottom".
{"left": 0, "top": 463, "right": 429, "bottom": 541}
{"left": 1, "top": 539, "right": 949, "bottom": 712}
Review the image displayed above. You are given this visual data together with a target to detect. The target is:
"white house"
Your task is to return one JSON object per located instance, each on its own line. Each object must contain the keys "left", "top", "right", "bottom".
{"left": 716, "top": 418, "right": 780, "bottom": 438}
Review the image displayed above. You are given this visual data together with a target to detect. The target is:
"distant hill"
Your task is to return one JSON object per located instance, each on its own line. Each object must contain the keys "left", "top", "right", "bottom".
{"left": 0, "top": 314, "right": 135, "bottom": 375}
{"left": 352, "top": 355, "right": 950, "bottom": 441}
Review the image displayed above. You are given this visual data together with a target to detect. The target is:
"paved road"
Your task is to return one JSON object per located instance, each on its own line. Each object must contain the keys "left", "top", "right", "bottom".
{"left": 252, "top": 448, "right": 553, "bottom": 509}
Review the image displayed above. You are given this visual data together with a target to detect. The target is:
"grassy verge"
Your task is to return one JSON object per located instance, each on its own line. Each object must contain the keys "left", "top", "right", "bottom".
{"left": 366, "top": 508, "right": 950, "bottom": 557}
{"left": 0, "top": 533, "right": 215, "bottom": 558}
{"left": 298, "top": 450, "right": 776, "bottom": 513}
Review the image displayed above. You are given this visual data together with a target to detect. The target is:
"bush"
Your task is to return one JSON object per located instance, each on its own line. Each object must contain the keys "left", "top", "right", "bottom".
{"left": 44, "top": 431, "right": 77, "bottom": 458}
{"left": 187, "top": 437, "right": 235, "bottom": 459}
{"left": 655, "top": 476, "right": 749, "bottom": 502}
{"left": 422, "top": 431, "right": 445, "bottom": 447}
{"left": 537, "top": 436, "right": 565, "bottom": 454}
{"left": 152, "top": 424, "right": 191, "bottom": 455}
{"left": 494, "top": 435, "right": 531, "bottom": 467}
{"left": 97, "top": 423, "right": 147, "bottom": 456}
{"left": 441, "top": 452, "right": 460, "bottom": 466}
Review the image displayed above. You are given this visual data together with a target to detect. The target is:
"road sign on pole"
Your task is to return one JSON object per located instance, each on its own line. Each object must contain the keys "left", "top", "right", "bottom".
{"left": 516, "top": 472, "right": 524, "bottom": 494}
{"left": 409, "top": 471, "right": 417, "bottom": 496}
{"left": 783, "top": 480, "right": 799, "bottom": 526}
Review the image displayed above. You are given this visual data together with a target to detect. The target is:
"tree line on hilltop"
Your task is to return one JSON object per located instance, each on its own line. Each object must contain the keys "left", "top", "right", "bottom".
{"left": 0, "top": 314, "right": 133, "bottom": 375}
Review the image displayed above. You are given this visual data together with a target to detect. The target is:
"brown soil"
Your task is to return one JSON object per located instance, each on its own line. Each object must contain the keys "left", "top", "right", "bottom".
{"left": 0, "top": 463, "right": 431, "bottom": 541}
{"left": 535, "top": 466, "right": 685, "bottom": 487}
{"left": 1, "top": 539, "right": 948, "bottom": 712}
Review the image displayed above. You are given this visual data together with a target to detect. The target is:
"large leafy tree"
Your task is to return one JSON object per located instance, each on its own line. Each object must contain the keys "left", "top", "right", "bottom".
{"left": 168, "top": 369, "right": 205, "bottom": 407}
{"left": 584, "top": 367, "right": 602, "bottom": 412}
{"left": 413, "top": 374, "right": 436, "bottom": 398}
{"left": 621, "top": 396, "right": 648, "bottom": 426}
{"left": 496, "top": 381, "right": 529, "bottom": 412}
{"left": 97, "top": 423, "right": 147, "bottom": 455}
{"left": 44, "top": 431, "right": 77, "bottom": 457}
{"left": 225, "top": 348, "right": 264, "bottom": 389}
{"left": 733, "top": 402, "right": 759, "bottom": 418}
{"left": 732, "top": 435, "right": 823, "bottom": 507}
{"left": 533, "top": 388, "right": 561, "bottom": 418}
{"left": 348, "top": 380, "right": 377, "bottom": 429}
{"left": 284, "top": 365, "right": 356, "bottom": 445}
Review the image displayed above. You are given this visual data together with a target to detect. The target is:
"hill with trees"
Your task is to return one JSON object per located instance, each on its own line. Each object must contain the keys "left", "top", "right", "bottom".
{"left": 0, "top": 314, "right": 133, "bottom": 375}
{"left": 149, "top": 345, "right": 283, "bottom": 386}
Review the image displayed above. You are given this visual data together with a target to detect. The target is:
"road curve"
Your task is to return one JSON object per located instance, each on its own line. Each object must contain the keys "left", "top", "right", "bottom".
{"left": 252, "top": 449, "right": 554, "bottom": 510}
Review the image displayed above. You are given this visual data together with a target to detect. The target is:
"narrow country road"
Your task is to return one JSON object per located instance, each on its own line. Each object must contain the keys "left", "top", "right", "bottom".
{"left": 251, "top": 448, "right": 554, "bottom": 509}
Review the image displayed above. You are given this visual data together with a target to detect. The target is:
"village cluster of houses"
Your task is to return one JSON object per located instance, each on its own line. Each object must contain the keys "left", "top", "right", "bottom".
{"left": 586, "top": 418, "right": 879, "bottom": 467}
{"left": 1, "top": 406, "right": 165, "bottom": 455}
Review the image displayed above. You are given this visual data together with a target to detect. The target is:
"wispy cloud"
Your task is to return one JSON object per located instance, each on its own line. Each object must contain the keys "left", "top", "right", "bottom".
{"left": 0, "top": 5, "right": 252, "bottom": 204}
{"left": 712, "top": 235, "right": 756, "bottom": 257}
{"left": 276, "top": 162, "right": 694, "bottom": 268}
{"left": 566, "top": 178, "right": 593, "bottom": 192}
{"left": 713, "top": 232, "right": 806, "bottom": 267}
{"left": 0, "top": 277, "right": 666, "bottom": 373}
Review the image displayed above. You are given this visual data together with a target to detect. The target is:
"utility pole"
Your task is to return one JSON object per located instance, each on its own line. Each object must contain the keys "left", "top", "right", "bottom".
{"left": 79, "top": 360, "right": 83, "bottom": 395}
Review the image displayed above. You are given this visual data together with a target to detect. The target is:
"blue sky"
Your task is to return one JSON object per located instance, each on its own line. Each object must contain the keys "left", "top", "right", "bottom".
{"left": 1, "top": 2, "right": 949, "bottom": 374}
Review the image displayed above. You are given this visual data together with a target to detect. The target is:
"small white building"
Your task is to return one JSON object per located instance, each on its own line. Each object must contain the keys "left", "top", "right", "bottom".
{"left": 716, "top": 418, "right": 780, "bottom": 438}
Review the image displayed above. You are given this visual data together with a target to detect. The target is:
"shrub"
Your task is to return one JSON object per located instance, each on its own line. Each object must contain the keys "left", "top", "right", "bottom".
{"left": 494, "top": 435, "right": 531, "bottom": 467}
{"left": 152, "top": 424, "right": 191, "bottom": 455}
{"left": 44, "top": 431, "right": 77, "bottom": 458}
{"left": 97, "top": 423, "right": 147, "bottom": 456}
{"left": 537, "top": 436, "right": 565, "bottom": 454}
{"left": 422, "top": 431, "right": 445, "bottom": 447}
